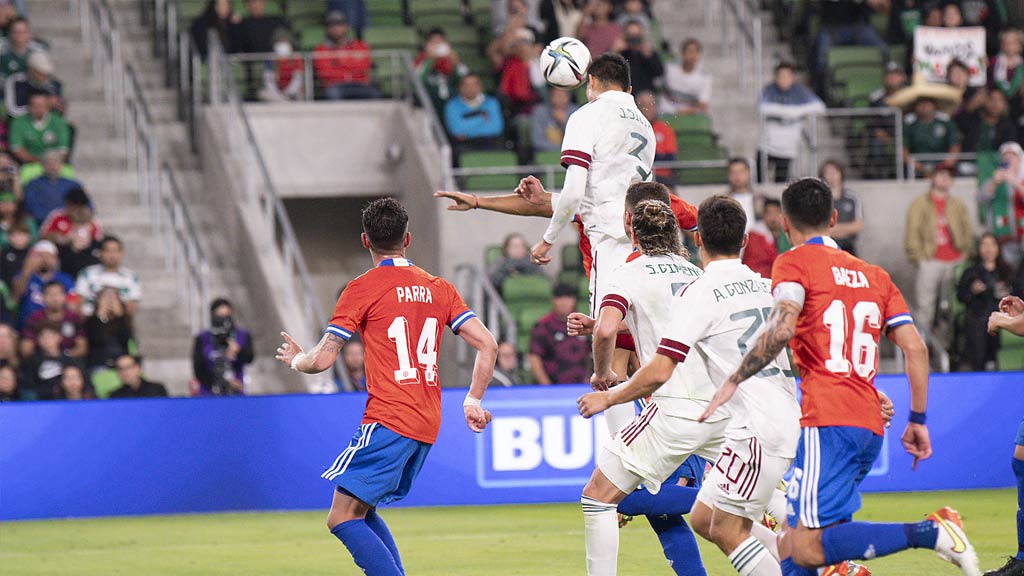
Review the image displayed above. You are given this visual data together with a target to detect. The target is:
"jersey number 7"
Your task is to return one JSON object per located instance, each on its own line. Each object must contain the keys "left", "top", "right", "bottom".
{"left": 629, "top": 132, "right": 652, "bottom": 182}
{"left": 387, "top": 316, "right": 439, "bottom": 385}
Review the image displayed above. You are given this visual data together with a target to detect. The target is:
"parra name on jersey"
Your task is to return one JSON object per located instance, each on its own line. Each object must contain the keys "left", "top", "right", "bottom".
{"left": 396, "top": 285, "right": 433, "bottom": 303}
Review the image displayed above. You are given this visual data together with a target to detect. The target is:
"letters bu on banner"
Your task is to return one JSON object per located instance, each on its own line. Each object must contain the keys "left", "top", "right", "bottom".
{"left": 914, "top": 26, "right": 987, "bottom": 86}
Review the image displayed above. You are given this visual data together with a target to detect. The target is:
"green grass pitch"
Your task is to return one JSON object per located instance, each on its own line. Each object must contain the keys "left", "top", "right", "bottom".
{"left": 1, "top": 489, "right": 1015, "bottom": 575}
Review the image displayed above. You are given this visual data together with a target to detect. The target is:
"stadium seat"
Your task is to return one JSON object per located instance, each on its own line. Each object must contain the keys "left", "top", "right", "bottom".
{"left": 826, "top": 46, "right": 884, "bottom": 70}
{"left": 832, "top": 64, "right": 882, "bottom": 105}
{"left": 91, "top": 369, "right": 122, "bottom": 399}
{"left": 516, "top": 303, "right": 550, "bottom": 354}
{"left": 557, "top": 269, "right": 582, "bottom": 289}
{"left": 363, "top": 26, "right": 420, "bottom": 52}
{"left": 676, "top": 131, "right": 717, "bottom": 148}
{"left": 299, "top": 24, "right": 324, "bottom": 50}
{"left": 661, "top": 113, "right": 712, "bottom": 134}
{"left": 577, "top": 274, "right": 589, "bottom": 302}
{"left": 20, "top": 162, "right": 74, "bottom": 184}
{"left": 502, "top": 275, "right": 552, "bottom": 304}
{"left": 458, "top": 150, "right": 520, "bottom": 191}
{"left": 998, "top": 333, "right": 1024, "bottom": 370}
{"left": 561, "top": 244, "right": 582, "bottom": 273}
{"left": 442, "top": 27, "right": 480, "bottom": 51}
{"left": 534, "top": 150, "right": 566, "bottom": 188}
{"left": 485, "top": 244, "right": 503, "bottom": 266}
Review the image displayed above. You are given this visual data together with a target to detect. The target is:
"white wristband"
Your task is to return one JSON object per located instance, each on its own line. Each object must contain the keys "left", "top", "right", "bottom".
{"left": 463, "top": 393, "right": 481, "bottom": 408}
{"left": 290, "top": 352, "right": 307, "bottom": 371}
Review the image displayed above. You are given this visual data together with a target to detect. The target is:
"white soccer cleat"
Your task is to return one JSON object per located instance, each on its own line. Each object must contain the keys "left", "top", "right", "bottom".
{"left": 927, "top": 507, "right": 981, "bottom": 576}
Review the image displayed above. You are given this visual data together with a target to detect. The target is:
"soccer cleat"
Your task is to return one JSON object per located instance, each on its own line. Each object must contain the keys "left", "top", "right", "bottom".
{"left": 983, "top": 557, "right": 1024, "bottom": 576}
{"left": 819, "top": 561, "right": 872, "bottom": 575}
{"left": 617, "top": 513, "right": 633, "bottom": 528}
{"left": 927, "top": 507, "right": 981, "bottom": 576}
{"left": 761, "top": 512, "right": 779, "bottom": 532}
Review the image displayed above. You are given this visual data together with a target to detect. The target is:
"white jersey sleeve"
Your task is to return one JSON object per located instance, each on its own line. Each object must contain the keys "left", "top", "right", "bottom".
{"left": 656, "top": 281, "right": 712, "bottom": 365}
{"left": 560, "top": 108, "right": 597, "bottom": 170}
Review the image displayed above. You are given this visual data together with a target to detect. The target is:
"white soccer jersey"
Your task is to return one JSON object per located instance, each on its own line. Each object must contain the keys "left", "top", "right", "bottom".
{"left": 657, "top": 259, "right": 801, "bottom": 457}
{"left": 560, "top": 90, "right": 657, "bottom": 241}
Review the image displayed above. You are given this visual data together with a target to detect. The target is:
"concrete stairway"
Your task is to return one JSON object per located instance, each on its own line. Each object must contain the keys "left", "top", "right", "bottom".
{"left": 28, "top": 0, "right": 279, "bottom": 394}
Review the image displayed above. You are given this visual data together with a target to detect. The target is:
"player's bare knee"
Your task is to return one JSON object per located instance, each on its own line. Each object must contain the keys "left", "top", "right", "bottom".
{"left": 688, "top": 502, "right": 713, "bottom": 540}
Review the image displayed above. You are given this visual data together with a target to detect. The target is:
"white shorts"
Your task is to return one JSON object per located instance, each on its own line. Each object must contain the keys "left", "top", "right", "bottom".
{"left": 599, "top": 402, "right": 726, "bottom": 494}
{"left": 588, "top": 233, "right": 633, "bottom": 315}
{"left": 696, "top": 433, "right": 793, "bottom": 522}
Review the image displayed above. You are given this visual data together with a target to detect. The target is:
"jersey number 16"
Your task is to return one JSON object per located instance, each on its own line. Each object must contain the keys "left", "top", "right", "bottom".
{"left": 822, "top": 300, "right": 881, "bottom": 380}
{"left": 387, "top": 316, "right": 439, "bottom": 385}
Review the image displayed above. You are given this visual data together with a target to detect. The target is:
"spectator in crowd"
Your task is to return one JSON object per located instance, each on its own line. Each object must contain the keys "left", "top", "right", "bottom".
{"left": 539, "top": 0, "right": 586, "bottom": 45}
{"left": 961, "top": 0, "right": 1008, "bottom": 55}
{"left": 489, "top": 232, "right": 544, "bottom": 291}
{"left": 530, "top": 88, "right": 577, "bottom": 152}
{"left": 109, "top": 354, "right": 168, "bottom": 398}
{"left": 0, "top": 278, "right": 13, "bottom": 326}
{"left": 660, "top": 38, "right": 711, "bottom": 116}
{"left": 615, "top": 0, "right": 652, "bottom": 34}
{"left": 23, "top": 150, "right": 79, "bottom": 224}
{"left": 815, "top": 0, "right": 889, "bottom": 74}
{"left": 42, "top": 187, "right": 101, "bottom": 277}
{"left": 75, "top": 235, "right": 140, "bottom": 317}
{"left": 757, "top": 62, "right": 825, "bottom": 183}
{"left": 490, "top": 341, "right": 522, "bottom": 386}
{"left": 22, "top": 321, "right": 64, "bottom": 399}
{"left": 233, "top": 0, "right": 289, "bottom": 54}
{"left": 415, "top": 28, "right": 469, "bottom": 115}
{"left": 0, "top": 364, "right": 19, "bottom": 401}
{"left": 258, "top": 29, "right": 303, "bottom": 102}
{"left": 578, "top": 0, "right": 621, "bottom": 58}
{"left": 85, "top": 287, "right": 133, "bottom": 370}
{"left": 314, "top": 11, "right": 378, "bottom": 101}
{"left": 0, "top": 323, "right": 20, "bottom": 369}
{"left": 0, "top": 18, "right": 42, "bottom": 83}
{"left": 12, "top": 239, "right": 73, "bottom": 327}
{"left": 189, "top": 0, "right": 240, "bottom": 59}
{"left": 866, "top": 61, "right": 907, "bottom": 177}
{"left": 978, "top": 142, "right": 1024, "bottom": 265}
{"left": 20, "top": 280, "right": 84, "bottom": 358}
{"left": 492, "top": 27, "right": 543, "bottom": 117}
{"left": 0, "top": 3, "right": 20, "bottom": 42}
{"left": 327, "top": 0, "right": 368, "bottom": 40}
{"left": 961, "top": 88, "right": 1018, "bottom": 153}
{"left": 820, "top": 159, "right": 864, "bottom": 255}
{"left": 9, "top": 92, "right": 69, "bottom": 163}
{"left": 947, "top": 59, "right": 986, "bottom": 133}
{"left": 901, "top": 96, "right": 962, "bottom": 176}
{"left": 341, "top": 339, "right": 365, "bottom": 391}
{"left": 0, "top": 223, "right": 29, "bottom": 286}
{"left": 725, "top": 157, "right": 759, "bottom": 230}
{"left": 614, "top": 19, "right": 662, "bottom": 94}
{"left": 0, "top": 153, "right": 20, "bottom": 200}
{"left": 760, "top": 197, "right": 792, "bottom": 254}
{"left": 192, "top": 298, "right": 254, "bottom": 396}
{"left": 905, "top": 166, "right": 974, "bottom": 335}
{"left": 636, "top": 90, "right": 676, "bottom": 185}
{"left": 742, "top": 220, "right": 778, "bottom": 279}
{"left": 53, "top": 362, "right": 93, "bottom": 401}
{"left": 445, "top": 74, "right": 505, "bottom": 156}
{"left": 0, "top": 190, "right": 35, "bottom": 249}
{"left": 957, "top": 232, "right": 1013, "bottom": 371}
{"left": 528, "top": 283, "right": 590, "bottom": 384}
{"left": 6, "top": 49, "right": 63, "bottom": 118}
{"left": 990, "top": 28, "right": 1024, "bottom": 101}
{"left": 492, "top": 0, "right": 543, "bottom": 36}
{"left": 941, "top": 2, "right": 963, "bottom": 27}
{"left": 869, "top": 61, "right": 907, "bottom": 108}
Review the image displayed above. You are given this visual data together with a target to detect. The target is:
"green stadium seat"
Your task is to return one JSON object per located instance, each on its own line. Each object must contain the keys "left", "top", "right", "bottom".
{"left": 459, "top": 150, "right": 519, "bottom": 191}
{"left": 20, "top": 162, "right": 74, "bottom": 184}
{"left": 459, "top": 50, "right": 492, "bottom": 76}
{"left": 409, "top": 0, "right": 466, "bottom": 15}
{"left": 91, "top": 369, "right": 121, "bottom": 399}
{"left": 998, "top": 334, "right": 1024, "bottom": 370}
{"left": 557, "top": 269, "right": 582, "bottom": 289}
{"left": 286, "top": 0, "right": 324, "bottom": 23}
{"left": 677, "top": 131, "right": 717, "bottom": 148}
{"left": 678, "top": 144, "right": 728, "bottom": 161}
{"left": 299, "top": 24, "right": 324, "bottom": 50}
{"left": 502, "top": 275, "right": 552, "bottom": 304}
{"left": 889, "top": 45, "right": 906, "bottom": 67}
{"left": 516, "top": 303, "right": 551, "bottom": 354}
{"left": 414, "top": 12, "right": 467, "bottom": 30}
{"left": 534, "top": 150, "right": 566, "bottom": 188}
{"left": 561, "top": 244, "right": 582, "bottom": 273}
{"left": 827, "top": 46, "right": 884, "bottom": 70}
{"left": 577, "top": 274, "right": 589, "bottom": 303}
{"left": 833, "top": 64, "right": 882, "bottom": 103}
{"left": 485, "top": 244, "right": 503, "bottom": 266}
{"left": 442, "top": 27, "right": 479, "bottom": 47}
{"left": 363, "top": 25, "right": 419, "bottom": 51}
{"left": 678, "top": 165, "right": 728, "bottom": 185}
{"left": 661, "top": 113, "right": 712, "bottom": 134}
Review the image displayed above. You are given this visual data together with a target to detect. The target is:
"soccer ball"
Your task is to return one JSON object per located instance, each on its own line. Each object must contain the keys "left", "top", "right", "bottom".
{"left": 540, "top": 37, "right": 591, "bottom": 89}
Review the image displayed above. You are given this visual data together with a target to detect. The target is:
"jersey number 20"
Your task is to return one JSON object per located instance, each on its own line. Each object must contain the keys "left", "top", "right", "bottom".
{"left": 387, "top": 316, "right": 438, "bottom": 385}
{"left": 822, "top": 300, "right": 881, "bottom": 380}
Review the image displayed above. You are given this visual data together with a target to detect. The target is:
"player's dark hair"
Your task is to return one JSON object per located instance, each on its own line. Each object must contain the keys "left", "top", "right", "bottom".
{"left": 362, "top": 197, "right": 409, "bottom": 252}
{"left": 697, "top": 195, "right": 746, "bottom": 256}
{"left": 588, "top": 53, "right": 631, "bottom": 90}
{"left": 632, "top": 200, "right": 684, "bottom": 258}
{"left": 624, "top": 181, "right": 670, "bottom": 210}
{"left": 781, "top": 177, "right": 834, "bottom": 232}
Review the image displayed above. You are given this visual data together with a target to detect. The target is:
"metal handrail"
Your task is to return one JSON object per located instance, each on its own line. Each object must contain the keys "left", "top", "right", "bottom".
{"left": 453, "top": 264, "right": 517, "bottom": 384}
{"left": 718, "top": 0, "right": 764, "bottom": 104}
{"left": 906, "top": 152, "right": 980, "bottom": 180}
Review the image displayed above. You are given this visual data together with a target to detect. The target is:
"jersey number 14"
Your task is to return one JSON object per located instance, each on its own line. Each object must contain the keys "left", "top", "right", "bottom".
{"left": 822, "top": 300, "right": 881, "bottom": 380}
{"left": 387, "top": 316, "right": 439, "bottom": 385}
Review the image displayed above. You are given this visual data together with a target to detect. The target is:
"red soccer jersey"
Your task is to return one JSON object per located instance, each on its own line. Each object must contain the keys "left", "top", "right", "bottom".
{"left": 575, "top": 193, "right": 698, "bottom": 279}
{"left": 771, "top": 237, "right": 913, "bottom": 436}
{"left": 327, "top": 258, "right": 476, "bottom": 444}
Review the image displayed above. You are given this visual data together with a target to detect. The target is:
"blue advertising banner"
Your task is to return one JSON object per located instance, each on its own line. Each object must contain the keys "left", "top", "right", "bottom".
{"left": 1, "top": 372, "right": 1021, "bottom": 520}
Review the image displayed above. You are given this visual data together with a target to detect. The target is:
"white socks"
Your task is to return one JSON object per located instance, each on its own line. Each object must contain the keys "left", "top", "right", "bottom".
{"left": 728, "top": 535, "right": 782, "bottom": 576}
{"left": 604, "top": 402, "right": 636, "bottom": 438}
{"left": 751, "top": 521, "right": 780, "bottom": 559}
{"left": 581, "top": 495, "right": 619, "bottom": 576}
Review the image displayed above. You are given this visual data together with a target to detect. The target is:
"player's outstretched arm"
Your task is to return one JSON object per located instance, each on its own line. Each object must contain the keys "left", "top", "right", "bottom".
{"left": 888, "top": 323, "right": 932, "bottom": 469}
{"left": 532, "top": 165, "right": 586, "bottom": 265}
{"left": 591, "top": 306, "right": 623, "bottom": 390}
{"left": 456, "top": 317, "right": 497, "bottom": 433}
{"left": 577, "top": 354, "right": 675, "bottom": 418}
{"left": 699, "top": 299, "right": 801, "bottom": 422}
{"left": 433, "top": 190, "right": 552, "bottom": 217}
{"left": 275, "top": 331, "right": 343, "bottom": 374}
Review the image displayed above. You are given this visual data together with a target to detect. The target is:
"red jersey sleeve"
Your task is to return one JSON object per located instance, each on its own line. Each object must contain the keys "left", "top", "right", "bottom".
{"left": 326, "top": 279, "right": 368, "bottom": 341}
{"left": 770, "top": 250, "right": 808, "bottom": 291}
{"left": 669, "top": 194, "right": 698, "bottom": 232}
{"left": 880, "top": 271, "right": 914, "bottom": 334}
{"left": 442, "top": 280, "right": 477, "bottom": 334}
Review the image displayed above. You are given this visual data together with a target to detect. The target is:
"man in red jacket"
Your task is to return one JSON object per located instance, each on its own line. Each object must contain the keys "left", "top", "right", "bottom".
{"left": 314, "top": 11, "right": 379, "bottom": 100}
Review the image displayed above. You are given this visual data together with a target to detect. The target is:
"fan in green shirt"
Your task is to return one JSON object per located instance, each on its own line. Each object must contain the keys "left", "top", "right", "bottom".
{"left": 0, "top": 18, "right": 37, "bottom": 82}
{"left": 9, "top": 92, "right": 68, "bottom": 164}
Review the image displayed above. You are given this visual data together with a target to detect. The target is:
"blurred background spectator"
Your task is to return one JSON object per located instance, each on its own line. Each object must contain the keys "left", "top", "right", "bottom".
{"left": 660, "top": 38, "right": 711, "bottom": 116}
{"left": 416, "top": 28, "right": 469, "bottom": 115}
{"left": 20, "top": 279, "right": 84, "bottom": 359}
{"left": 530, "top": 88, "right": 577, "bottom": 153}
{"left": 961, "top": 88, "right": 1017, "bottom": 154}
{"left": 0, "top": 363, "right": 18, "bottom": 401}
{"left": 578, "top": 0, "right": 620, "bottom": 58}
{"left": 189, "top": 0, "right": 241, "bottom": 60}
{"left": 85, "top": 287, "right": 133, "bottom": 371}
{"left": 0, "top": 17, "right": 43, "bottom": 84}
{"left": 6, "top": 49, "right": 63, "bottom": 119}
{"left": 0, "top": 323, "right": 20, "bottom": 369}
{"left": 539, "top": 0, "right": 585, "bottom": 46}
{"left": 22, "top": 321, "right": 64, "bottom": 400}
{"left": 489, "top": 232, "right": 543, "bottom": 292}
{"left": 259, "top": 29, "right": 302, "bottom": 102}
{"left": 53, "top": 361, "right": 92, "bottom": 400}
{"left": 820, "top": 159, "right": 864, "bottom": 255}
{"left": 12, "top": 239, "right": 73, "bottom": 328}
{"left": 327, "top": 0, "right": 368, "bottom": 40}
{"left": 9, "top": 92, "right": 69, "bottom": 164}
{"left": 899, "top": 95, "right": 961, "bottom": 177}
{"left": 75, "top": 236, "right": 140, "bottom": 317}
{"left": 314, "top": 11, "right": 377, "bottom": 101}
{"left": 614, "top": 18, "right": 662, "bottom": 94}
{"left": 957, "top": 232, "right": 1013, "bottom": 371}
{"left": 814, "top": 0, "right": 889, "bottom": 77}
{"left": 637, "top": 90, "right": 677, "bottom": 185}
{"left": 0, "top": 189, "right": 36, "bottom": 250}
{"left": 527, "top": 283, "right": 590, "bottom": 385}
{"left": 23, "top": 151, "right": 79, "bottom": 224}
{"left": 42, "top": 186, "right": 101, "bottom": 277}
{"left": 760, "top": 198, "right": 792, "bottom": 254}
{"left": 758, "top": 62, "right": 825, "bottom": 183}
{"left": 490, "top": 341, "right": 522, "bottom": 386}
{"left": 725, "top": 157, "right": 759, "bottom": 230}
{"left": 233, "top": 0, "right": 289, "bottom": 55}
{"left": 445, "top": 74, "right": 505, "bottom": 158}
{"left": 978, "top": 142, "right": 1024, "bottom": 265}
{"left": 490, "top": 26, "right": 543, "bottom": 117}
{"left": 1, "top": 223, "right": 31, "bottom": 287}
{"left": 192, "top": 298, "right": 253, "bottom": 396}
{"left": 109, "top": 355, "right": 167, "bottom": 398}
{"left": 990, "top": 28, "right": 1024, "bottom": 101}
{"left": 341, "top": 339, "right": 365, "bottom": 392}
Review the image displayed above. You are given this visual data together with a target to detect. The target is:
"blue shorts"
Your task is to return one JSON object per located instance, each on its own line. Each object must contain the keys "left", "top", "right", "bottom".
{"left": 786, "top": 426, "right": 883, "bottom": 529}
{"left": 321, "top": 422, "right": 432, "bottom": 507}
{"left": 665, "top": 454, "right": 707, "bottom": 489}
{"left": 1015, "top": 418, "right": 1024, "bottom": 447}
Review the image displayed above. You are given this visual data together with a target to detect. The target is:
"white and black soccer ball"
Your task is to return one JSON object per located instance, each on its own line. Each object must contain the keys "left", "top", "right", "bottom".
{"left": 540, "top": 37, "right": 591, "bottom": 89}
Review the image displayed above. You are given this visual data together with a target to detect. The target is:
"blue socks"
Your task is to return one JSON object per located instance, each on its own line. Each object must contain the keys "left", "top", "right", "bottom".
{"left": 331, "top": 518, "right": 403, "bottom": 576}
{"left": 780, "top": 557, "right": 818, "bottom": 576}
{"left": 1014, "top": 457, "right": 1024, "bottom": 560}
{"left": 820, "top": 521, "right": 938, "bottom": 565}
{"left": 646, "top": 514, "right": 706, "bottom": 576}
{"left": 365, "top": 509, "right": 404, "bottom": 574}
{"left": 618, "top": 484, "right": 700, "bottom": 517}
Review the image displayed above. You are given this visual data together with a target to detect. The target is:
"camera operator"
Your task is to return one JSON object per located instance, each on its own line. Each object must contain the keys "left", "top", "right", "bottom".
{"left": 191, "top": 297, "right": 253, "bottom": 395}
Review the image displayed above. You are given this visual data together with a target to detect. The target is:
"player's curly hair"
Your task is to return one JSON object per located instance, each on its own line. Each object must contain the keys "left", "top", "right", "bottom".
{"left": 632, "top": 199, "right": 685, "bottom": 258}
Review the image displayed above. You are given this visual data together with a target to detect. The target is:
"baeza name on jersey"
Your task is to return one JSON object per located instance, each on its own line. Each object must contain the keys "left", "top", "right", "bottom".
{"left": 712, "top": 278, "right": 770, "bottom": 302}
{"left": 396, "top": 285, "right": 433, "bottom": 304}
{"left": 831, "top": 266, "right": 871, "bottom": 289}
